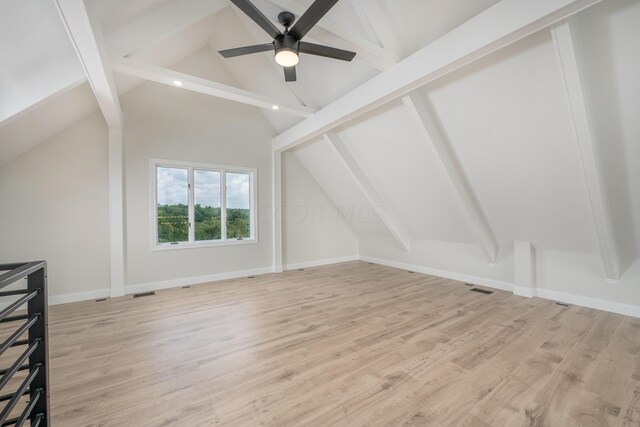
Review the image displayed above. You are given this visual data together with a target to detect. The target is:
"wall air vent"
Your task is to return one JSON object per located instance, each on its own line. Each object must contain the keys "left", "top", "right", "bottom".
{"left": 134, "top": 291, "right": 156, "bottom": 298}
{"left": 470, "top": 288, "right": 493, "bottom": 295}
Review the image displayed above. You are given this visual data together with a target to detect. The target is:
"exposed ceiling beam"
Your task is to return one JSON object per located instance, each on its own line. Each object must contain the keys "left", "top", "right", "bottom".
{"left": 272, "top": 0, "right": 602, "bottom": 152}
{"left": 272, "top": 151, "right": 283, "bottom": 273}
{"left": 236, "top": 3, "right": 405, "bottom": 249}
{"left": 55, "top": 0, "right": 122, "bottom": 129}
{"left": 257, "top": 0, "right": 399, "bottom": 70}
{"left": 402, "top": 93, "right": 498, "bottom": 262}
{"left": 326, "top": 133, "right": 411, "bottom": 253}
{"left": 107, "top": 0, "right": 228, "bottom": 57}
{"left": 231, "top": 7, "right": 321, "bottom": 110}
{"left": 111, "top": 56, "right": 316, "bottom": 118}
{"left": 349, "top": 0, "right": 403, "bottom": 57}
{"left": 2, "top": 0, "right": 228, "bottom": 128}
{"left": 55, "top": 0, "right": 126, "bottom": 297}
{"left": 348, "top": 0, "right": 382, "bottom": 47}
{"left": 551, "top": 21, "right": 620, "bottom": 282}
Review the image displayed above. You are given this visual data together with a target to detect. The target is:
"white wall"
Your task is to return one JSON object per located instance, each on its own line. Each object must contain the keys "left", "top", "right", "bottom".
{"left": 535, "top": 250, "right": 640, "bottom": 315}
{"left": 359, "top": 236, "right": 514, "bottom": 290}
{"left": 122, "top": 79, "right": 275, "bottom": 289}
{"left": 282, "top": 151, "right": 358, "bottom": 268}
{"left": 0, "top": 111, "right": 110, "bottom": 299}
{"left": 359, "top": 235, "right": 640, "bottom": 317}
{"left": 0, "top": 46, "right": 364, "bottom": 302}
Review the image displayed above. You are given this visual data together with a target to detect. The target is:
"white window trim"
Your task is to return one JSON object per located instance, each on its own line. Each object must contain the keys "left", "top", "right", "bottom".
{"left": 149, "top": 158, "right": 258, "bottom": 252}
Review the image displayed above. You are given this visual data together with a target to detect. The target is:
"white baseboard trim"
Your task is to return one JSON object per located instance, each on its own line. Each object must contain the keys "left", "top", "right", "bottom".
{"left": 361, "top": 255, "right": 640, "bottom": 318}
{"left": 359, "top": 255, "right": 514, "bottom": 292}
{"left": 513, "top": 286, "right": 535, "bottom": 298}
{"left": 5, "top": 257, "right": 637, "bottom": 319}
{"left": 284, "top": 255, "right": 359, "bottom": 271}
{"left": 125, "top": 266, "right": 274, "bottom": 295}
{"left": 0, "top": 288, "right": 110, "bottom": 311}
{"left": 49, "top": 288, "right": 111, "bottom": 305}
{"left": 536, "top": 288, "right": 640, "bottom": 318}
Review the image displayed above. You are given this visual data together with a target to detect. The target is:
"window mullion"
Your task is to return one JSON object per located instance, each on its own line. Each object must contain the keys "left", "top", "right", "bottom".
{"left": 221, "top": 170, "right": 227, "bottom": 241}
{"left": 188, "top": 168, "right": 195, "bottom": 243}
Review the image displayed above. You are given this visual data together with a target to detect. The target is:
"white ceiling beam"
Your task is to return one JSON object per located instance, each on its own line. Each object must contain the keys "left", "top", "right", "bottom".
{"left": 257, "top": 0, "right": 399, "bottom": 70}
{"left": 326, "top": 133, "right": 411, "bottom": 253}
{"left": 55, "top": 0, "right": 122, "bottom": 129}
{"left": 231, "top": 7, "right": 321, "bottom": 110}
{"left": 272, "top": 151, "right": 283, "bottom": 272}
{"left": 347, "top": 0, "right": 382, "bottom": 47}
{"left": 402, "top": 93, "right": 498, "bottom": 262}
{"left": 349, "top": 0, "right": 403, "bottom": 57}
{"left": 55, "top": 0, "right": 126, "bottom": 297}
{"left": 272, "top": 0, "right": 602, "bottom": 152}
{"left": 111, "top": 56, "right": 316, "bottom": 118}
{"left": 551, "top": 21, "right": 620, "bottom": 282}
{"left": 2, "top": 0, "right": 227, "bottom": 128}
{"left": 107, "top": 0, "right": 228, "bottom": 57}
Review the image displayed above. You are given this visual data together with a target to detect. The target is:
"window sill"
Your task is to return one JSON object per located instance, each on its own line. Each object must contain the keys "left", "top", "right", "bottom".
{"left": 151, "top": 239, "right": 258, "bottom": 252}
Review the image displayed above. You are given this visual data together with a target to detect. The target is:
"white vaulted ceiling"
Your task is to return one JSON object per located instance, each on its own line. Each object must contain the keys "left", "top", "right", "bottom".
{"left": 420, "top": 30, "right": 600, "bottom": 253}
{"left": 1, "top": 0, "right": 639, "bottom": 276}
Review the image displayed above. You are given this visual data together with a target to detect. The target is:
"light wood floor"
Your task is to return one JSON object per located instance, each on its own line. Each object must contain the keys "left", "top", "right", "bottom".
{"left": 7, "top": 261, "right": 640, "bottom": 426}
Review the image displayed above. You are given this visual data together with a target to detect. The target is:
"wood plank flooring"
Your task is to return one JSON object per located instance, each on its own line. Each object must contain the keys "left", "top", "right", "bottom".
{"left": 4, "top": 261, "right": 640, "bottom": 426}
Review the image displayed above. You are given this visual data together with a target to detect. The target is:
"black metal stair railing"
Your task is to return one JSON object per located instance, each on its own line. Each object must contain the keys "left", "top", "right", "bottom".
{"left": 0, "top": 262, "right": 49, "bottom": 427}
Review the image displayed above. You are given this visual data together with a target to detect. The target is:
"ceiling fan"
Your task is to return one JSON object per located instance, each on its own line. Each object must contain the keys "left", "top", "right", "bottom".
{"left": 219, "top": 0, "right": 356, "bottom": 82}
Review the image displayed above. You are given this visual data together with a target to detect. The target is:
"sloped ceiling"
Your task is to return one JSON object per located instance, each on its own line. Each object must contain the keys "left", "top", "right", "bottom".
{"left": 0, "top": 1, "right": 75, "bottom": 76}
{"left": 1, "top": 0, "right": 639, "bottom": 270}
{"left": 422, "top": 30, "right": 600, "bottom": 253}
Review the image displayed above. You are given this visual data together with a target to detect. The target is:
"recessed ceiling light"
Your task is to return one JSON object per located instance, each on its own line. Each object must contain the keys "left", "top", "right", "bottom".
{"left": 272, "top": 105, "right": 279, "bottom": 110}
{"left": 173, "top": 80, "right": 183, "bottom": 86}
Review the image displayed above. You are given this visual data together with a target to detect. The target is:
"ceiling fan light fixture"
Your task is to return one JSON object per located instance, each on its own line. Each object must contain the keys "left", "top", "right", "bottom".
{"left": 275, "top": 48, "right": 299, "bottom": 67}
{"left": 218, "top": 1, "right": 357, "bottom": 82}
{"left": 274, "top": 34, "right": 300, "bottom": 67}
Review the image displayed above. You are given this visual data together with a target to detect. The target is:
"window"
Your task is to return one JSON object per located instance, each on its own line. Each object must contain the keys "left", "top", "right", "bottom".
{"left": 152, "top": 160, "right": 257, "bottom": 250}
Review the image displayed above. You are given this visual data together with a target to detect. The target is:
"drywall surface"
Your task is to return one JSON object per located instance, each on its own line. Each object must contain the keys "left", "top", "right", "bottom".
{"left": 282, "top": 151, "right": 358, "bottom": 267}
{"left": 122, "top": 81, "right": 275, "bottom": 287}
{"left": 0, "top": 112, "right": 110, "bottom": 297}
{"left": 359, "top": 236, "right": 514, "bottom": 287}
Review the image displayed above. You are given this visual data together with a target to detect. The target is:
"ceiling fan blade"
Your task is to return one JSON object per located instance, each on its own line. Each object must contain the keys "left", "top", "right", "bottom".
{"left": 219, "top": 43, "right": 274, "bottom": 58}
{"left": 229, "top": 0, "right": 282, "bottom": 38}
{"left": 288, "top": 0, "right": 339, "bottom": 40}
{"left": 299, "top": 42, "right": 356, "bottom": 61}
{"left": 284, "top": 66, "right": 297, "bottom": 82}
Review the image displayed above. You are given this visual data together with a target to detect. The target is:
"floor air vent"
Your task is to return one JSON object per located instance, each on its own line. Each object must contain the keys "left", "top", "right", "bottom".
{"left": 470, "top": 288, "right": 493, "bottom": 295}
{"left": 556, "top": 302, "right": 569, "bottom": 307}
{"left": 134, "top": 291, "right": 155, "bottom": 298}
{"left": 464, "top": 283, "right": 473, "bottom": 287}
{"left": 95, "top": 298, "right": 107, "bottom": 302}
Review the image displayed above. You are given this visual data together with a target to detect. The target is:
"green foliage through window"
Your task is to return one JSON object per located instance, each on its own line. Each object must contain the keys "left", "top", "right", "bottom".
{"left": 227, "top": 208, "right": 250, "bottom": 239}
{"left": 155, "top": 164, "right": 254, "bottom": 246}
{"left": 195, "top": 204, "right": 221, "bottom": 241}
{"left": 157, "top": 204, "right": 189, "bottom": 243}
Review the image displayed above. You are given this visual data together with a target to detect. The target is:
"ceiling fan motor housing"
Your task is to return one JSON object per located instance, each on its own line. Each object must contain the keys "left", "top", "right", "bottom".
{"left": 274, "top": 34, "right": 299, "bottom": 55}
